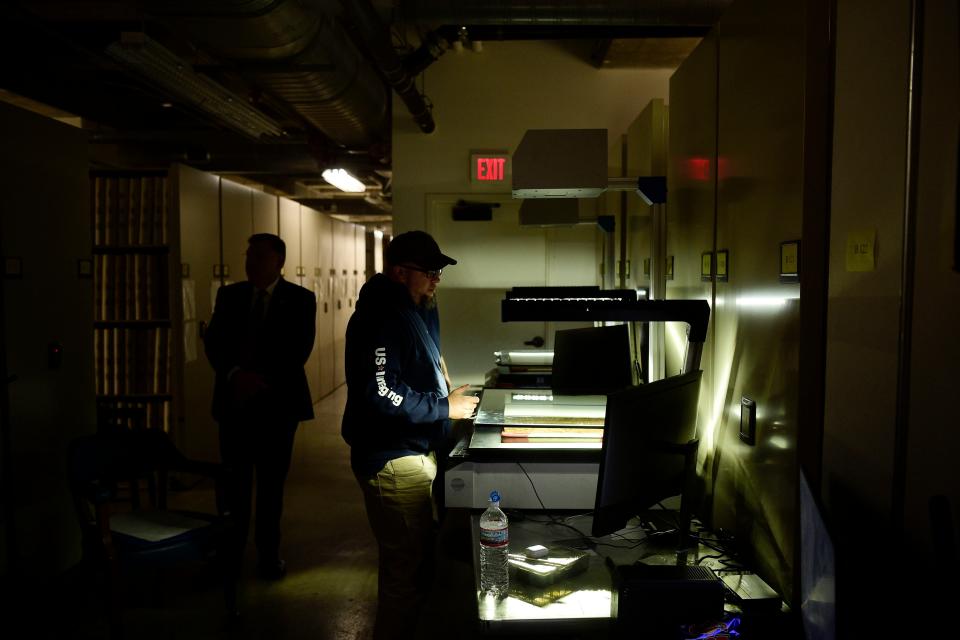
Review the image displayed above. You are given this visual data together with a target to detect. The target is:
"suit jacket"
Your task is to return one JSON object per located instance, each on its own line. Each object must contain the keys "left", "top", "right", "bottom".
{"left": 205, "top": 278, "right": 316, "bottom": 423}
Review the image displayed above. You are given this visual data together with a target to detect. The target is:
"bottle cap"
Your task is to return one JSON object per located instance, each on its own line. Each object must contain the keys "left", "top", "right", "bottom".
{"left": 490, "top": 490, "right": 500, "bottom": 503}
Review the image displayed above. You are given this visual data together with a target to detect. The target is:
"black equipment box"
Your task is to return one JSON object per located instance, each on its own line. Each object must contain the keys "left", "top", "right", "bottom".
{"left": 612, "top": 563, "right": 724, "bottom": 633}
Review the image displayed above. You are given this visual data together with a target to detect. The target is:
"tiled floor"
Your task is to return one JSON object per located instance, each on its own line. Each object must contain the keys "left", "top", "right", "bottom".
{"left": 44, "top": 385, "right": 480, "bottom": 639}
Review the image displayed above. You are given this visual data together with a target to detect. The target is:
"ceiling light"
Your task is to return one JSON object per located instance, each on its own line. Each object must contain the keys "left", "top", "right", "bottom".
{"left": 322, "top": 168, "right": 365, "bottom": 193}
{"left": 106, "top": 33, "right": 283, "bottom": 140}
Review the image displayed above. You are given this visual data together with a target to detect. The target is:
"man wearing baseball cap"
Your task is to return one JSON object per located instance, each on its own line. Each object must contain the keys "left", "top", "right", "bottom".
{"left": 341, "top": 230, "right": 478, "bottom": 639}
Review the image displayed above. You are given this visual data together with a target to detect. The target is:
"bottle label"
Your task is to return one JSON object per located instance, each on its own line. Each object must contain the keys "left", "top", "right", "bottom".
{"left": 480, "top": 526, "right": 508, "bottom": 548}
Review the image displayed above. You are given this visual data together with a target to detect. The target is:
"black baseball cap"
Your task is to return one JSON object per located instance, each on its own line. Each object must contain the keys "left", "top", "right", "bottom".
{"left": 385, "top": 231, "right": 457, "bottom": 271}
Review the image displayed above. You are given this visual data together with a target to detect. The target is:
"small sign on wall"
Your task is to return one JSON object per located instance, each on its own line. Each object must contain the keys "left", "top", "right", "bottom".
{"left": 846, "top": 231, "right": 876, "bottom": 272}
{"left": 469, "top": 151, "right": 511, "bottom": 185}
{"left": 701, "top": 252, "right": 713, "bottom": 281}
{"left": 716, "top": 249, "right": 729, "bottom": 282}
{"left": 780, "top": 240, "right": 800, "bottom": 283}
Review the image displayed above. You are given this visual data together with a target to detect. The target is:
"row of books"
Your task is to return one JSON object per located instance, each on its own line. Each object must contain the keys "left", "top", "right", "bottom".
{"left": 94, "top": 327, "right": 171, "bottom": 396}
{"left": 94, "top": 253, "right": 170, "bottom": 321}
{"left": 92, "top": 175, "right": 169, "bottom": 246}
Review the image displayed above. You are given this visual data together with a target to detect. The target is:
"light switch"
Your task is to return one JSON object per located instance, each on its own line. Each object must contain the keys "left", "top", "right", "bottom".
{"left": 740, "top": 397, "right": 756, "bottom": 445}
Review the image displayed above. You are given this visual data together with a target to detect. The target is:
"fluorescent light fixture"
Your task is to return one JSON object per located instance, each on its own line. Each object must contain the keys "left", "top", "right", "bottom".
{"left": 106, "top": 33, "right": 283, "bottom": 140}
{"left": 734, "top": 294, "right": 800, "bottom": 309}
{"left": 736, "top": 296, "right": 787, "bottom": 308}
{"left": 322, "top": 168, "right": 366, "bottom": 193}
{"left": 767, "top": 435, "right": 791, "bottom": 450}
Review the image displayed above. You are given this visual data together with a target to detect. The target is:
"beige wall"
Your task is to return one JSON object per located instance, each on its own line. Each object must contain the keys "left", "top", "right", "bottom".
{"left": 823, "top": 0, "right": 911, "bottom": 530}
{"left": 392, "top": 41, "right": 671, "bottom": 381}
{"left": 666, "top": 0, "right": 960, "bottom": 624}
{"left": 710, "top": 0, "right": 804, "bottom": 602}
{"left": 903, "top": 0, "right": 960, "bottom": 553}
{"left": 392, "top": 40, "right": 672, "bottom": 232}
{"left": 0, "top": 102, "right": 94, "bottom": 577}
{"left": 824, "top": 0, "right": 960, "bottom": 629}
{"left": 667, "top": 0, "right": 805, "bottom": 601}
{"left": 667, "top": 32, "right": 718, "bottom": 464}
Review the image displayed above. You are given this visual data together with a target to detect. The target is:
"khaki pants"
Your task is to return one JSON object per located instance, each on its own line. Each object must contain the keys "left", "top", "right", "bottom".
{"left": 359, "top": 453, "right": 437, "bottom": 640}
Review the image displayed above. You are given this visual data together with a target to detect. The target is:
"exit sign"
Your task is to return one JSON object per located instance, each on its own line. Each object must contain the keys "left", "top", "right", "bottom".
{"left": 470, "top": 151, "right": 510, "bottom": 185}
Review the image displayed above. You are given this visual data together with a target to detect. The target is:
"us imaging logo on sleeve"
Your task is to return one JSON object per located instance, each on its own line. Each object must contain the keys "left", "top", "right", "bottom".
{"left": 374, "top": 347, "right": 403, "bottom": 407}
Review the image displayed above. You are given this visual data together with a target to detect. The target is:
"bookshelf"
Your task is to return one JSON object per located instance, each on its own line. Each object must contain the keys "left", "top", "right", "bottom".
{"left": 91, "top": 171, "right": 180, "bottom": 432}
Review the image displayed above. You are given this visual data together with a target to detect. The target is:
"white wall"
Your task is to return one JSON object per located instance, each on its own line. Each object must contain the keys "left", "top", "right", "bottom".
{"left": 393, "top": 40, "right": 672, "bottom": 231}
{"left": 392, "top": 41, "right": 672, "bottom": 382}
{"left": 666, "top": 0, "right": 805, "bottom": 602}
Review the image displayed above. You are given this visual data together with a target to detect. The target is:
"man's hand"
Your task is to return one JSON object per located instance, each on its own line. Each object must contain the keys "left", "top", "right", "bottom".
{"left": 447, "top": 384, "right": 479, "bottom": 420}
{"left": 231, "top": 369, "right": 268, "bottom": 402}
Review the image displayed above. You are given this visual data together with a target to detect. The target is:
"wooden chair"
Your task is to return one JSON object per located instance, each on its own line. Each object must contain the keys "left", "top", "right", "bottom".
{"left": 67, "top": 428, "right": 238, "bottom": 637}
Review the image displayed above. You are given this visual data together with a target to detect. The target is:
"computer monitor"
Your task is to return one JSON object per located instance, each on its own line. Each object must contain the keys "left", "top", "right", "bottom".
{"left": 592, "top": 370, "right": 703, "bottom": 539}
{"left": 552, "top": 324, "right": 634, "bottom": 395}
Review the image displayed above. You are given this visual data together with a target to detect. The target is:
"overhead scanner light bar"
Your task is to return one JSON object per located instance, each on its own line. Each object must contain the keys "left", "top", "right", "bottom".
{"left": 501, "top": 292, "right": 711, "bottom": 375}
{"left": 322, "top": 168, "right": 366, "bottom": 193}
{"left": 106, "top": 33, "right": 283, "bottom": 140}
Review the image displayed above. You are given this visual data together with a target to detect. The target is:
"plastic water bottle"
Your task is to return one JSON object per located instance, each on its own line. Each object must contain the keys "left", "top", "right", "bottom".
{"left": 479, "top": 490, "right": 509, "bottom": 598}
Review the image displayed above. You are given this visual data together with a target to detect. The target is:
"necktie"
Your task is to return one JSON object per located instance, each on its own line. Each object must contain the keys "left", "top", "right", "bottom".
{"left": 243, "top": 289, "right": 267, "bottom": 366}
{"left": 249, "top": 289, "right": 267, "bottom": 333}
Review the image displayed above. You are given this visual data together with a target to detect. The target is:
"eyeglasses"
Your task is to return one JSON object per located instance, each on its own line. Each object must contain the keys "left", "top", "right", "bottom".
{"left": 402, "top": 264, "right": 443, "bottom": 279}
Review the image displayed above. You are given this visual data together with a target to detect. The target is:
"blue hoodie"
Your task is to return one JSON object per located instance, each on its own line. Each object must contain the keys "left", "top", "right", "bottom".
{"left": 341, "top": 273, "right": 450, "bottom": 476}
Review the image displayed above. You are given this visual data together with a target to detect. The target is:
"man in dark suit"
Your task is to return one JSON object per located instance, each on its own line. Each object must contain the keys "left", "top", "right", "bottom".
{"left": 204, "top": 233, "right": 316, "bottom": 579}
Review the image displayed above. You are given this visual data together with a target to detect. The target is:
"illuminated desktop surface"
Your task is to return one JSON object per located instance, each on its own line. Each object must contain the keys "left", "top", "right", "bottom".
{"left": 471, "top": 513, "right": 612, "bottom": 635}
{"left": 469, "top": 512, "right": 763, "bottom": 637}
{"left": 469, "top": 389, "right": 606, "bottom": 454}
{"left": 445, "top": 389, "right": 605, "bottom": 509}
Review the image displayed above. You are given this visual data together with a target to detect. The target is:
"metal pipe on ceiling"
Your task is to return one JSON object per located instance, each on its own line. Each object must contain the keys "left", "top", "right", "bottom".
{"left": 338, "top": 0, "right": 437, "bottom": 135}
{"left": 148, "top": 0, "right": 388, "bottom": 147}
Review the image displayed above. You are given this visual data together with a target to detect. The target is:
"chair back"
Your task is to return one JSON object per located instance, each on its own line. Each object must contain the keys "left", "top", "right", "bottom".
{"left": 67, "top": 429, "right": 189, "bottom": 530}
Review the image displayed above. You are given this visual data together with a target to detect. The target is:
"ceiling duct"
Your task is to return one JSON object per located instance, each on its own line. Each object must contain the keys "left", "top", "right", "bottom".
{"left": 339, "top": 0, "right": 436, "bottom": 135}
{"left": 105, "top": 33, "right": 284, "bottom": 140}
{"left": 401, "top": 0, "right": 731, "bottom": 28}
{"left": 148, "top": 0, "right": 388, "bottom": 148}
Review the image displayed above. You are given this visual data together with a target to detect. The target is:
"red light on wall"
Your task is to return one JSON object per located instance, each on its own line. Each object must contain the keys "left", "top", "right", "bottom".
{"left": 686, "top": 157, "right": 710, "bottom": 181}
{"left": 475, "top": 156, "right": 506, "bottom": 181}
{"left": 469, "top": 151, "right": 510, "bottom": 185}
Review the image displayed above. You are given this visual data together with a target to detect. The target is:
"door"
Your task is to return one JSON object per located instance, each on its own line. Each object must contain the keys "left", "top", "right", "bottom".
{"left": 220, "top": 178, "right": 253, "bottom": 286}
{"left": 252, "top": 189, "right": 278, "bottom": 235}
{"left": 317, "top": 212, "right": 335, "bottom": 397}
{"left": 426, "top": 194, "right": 598, "bottom": 385}
{"left": 332, "top": 219, "right": 353, "bottom": 387}
{"left": 176, "top": 166, "right": 222, "bottom": 461}
{"left": 300, "top": 205, "right": 321, "bottom": 402}
{"left": 278, "top": 197, "right": 300, "bottom": 284}
{"left": 354, "top": 225, "right": 366, "bottom": 306}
